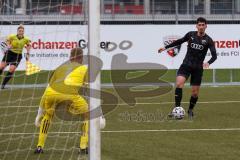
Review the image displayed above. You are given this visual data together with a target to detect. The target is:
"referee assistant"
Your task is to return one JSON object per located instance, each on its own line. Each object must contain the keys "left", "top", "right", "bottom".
{"left": 0, "top": 24, "right": 31, "bottom": 89}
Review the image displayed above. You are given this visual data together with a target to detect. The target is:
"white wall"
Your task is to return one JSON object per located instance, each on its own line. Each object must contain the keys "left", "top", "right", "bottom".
{"left": 0, "top": 24, "right": 240, "bottom": 70}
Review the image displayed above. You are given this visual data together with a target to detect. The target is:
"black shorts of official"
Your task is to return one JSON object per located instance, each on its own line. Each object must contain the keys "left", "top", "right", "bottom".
{"left": 1, "top": 50, "right": 22, "bottom": 66}
{"left": 177, "top": 64, "right": 203, "bottom": 86}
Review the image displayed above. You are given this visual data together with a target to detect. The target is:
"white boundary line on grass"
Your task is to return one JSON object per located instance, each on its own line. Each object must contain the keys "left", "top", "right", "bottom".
{"left": 1, "top": 128, "right": 240, "bottom": 135}
{"left": 1, "top": 100, "right": 240, "bottom": 108}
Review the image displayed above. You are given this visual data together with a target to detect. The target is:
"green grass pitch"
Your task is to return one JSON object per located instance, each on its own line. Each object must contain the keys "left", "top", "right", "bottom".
{"left": 1, "top": 69, "right": 240, "bottom": 84}
{"left": 0, "top": 85, "right": 240, "bottom": 160}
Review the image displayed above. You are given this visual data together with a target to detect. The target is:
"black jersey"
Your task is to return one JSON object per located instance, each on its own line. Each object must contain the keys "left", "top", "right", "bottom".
{"left": 165, "top": 31, "right": 217, "bottom": 68}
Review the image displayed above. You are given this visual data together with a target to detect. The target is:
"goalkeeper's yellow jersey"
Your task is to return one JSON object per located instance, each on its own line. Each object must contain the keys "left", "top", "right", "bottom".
{"left": 7, "top": 34, "right": 31, "bottom": 54}
{"left": 45, "top": 62, "right": 88, "bottom": 96}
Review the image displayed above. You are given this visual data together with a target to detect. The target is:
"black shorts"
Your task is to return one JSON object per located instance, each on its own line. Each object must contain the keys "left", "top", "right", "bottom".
{"left": 177, "top": 64, "right": 203, "bottom": 86}
{"left": 2, "top": 50, "right": 22, "bottom": 66}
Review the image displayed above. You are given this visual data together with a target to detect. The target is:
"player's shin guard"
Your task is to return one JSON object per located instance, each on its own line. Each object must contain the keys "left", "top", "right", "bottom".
{"left": 1, "top": 71, "right": 13, "bottom": 89}
{"left": 175, "top": 88, "right": 182, "bottom": 107}
{"left": 80, "top": 121, "right": 89, "bottom": 149}
{"left": 189, "top": 96, "right": 198, "bottom": 110}
{"left": 37, "top": 114, "right": 52, "bottom": 148}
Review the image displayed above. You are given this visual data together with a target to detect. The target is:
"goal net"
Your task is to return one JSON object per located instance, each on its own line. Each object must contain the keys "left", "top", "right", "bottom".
{"left": 0, "top": 0, "right": 93, "bottom": 160}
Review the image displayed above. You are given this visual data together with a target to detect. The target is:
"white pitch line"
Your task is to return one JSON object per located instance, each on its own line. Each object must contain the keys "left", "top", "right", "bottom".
{"left": 1, "top": 128, "right": 240, "bottom": 135}
{"left": 101, "top": 128, "right": 240, "bottom": 133}
{"left": 1, "top": 100, "right": 240, "bottom": 109}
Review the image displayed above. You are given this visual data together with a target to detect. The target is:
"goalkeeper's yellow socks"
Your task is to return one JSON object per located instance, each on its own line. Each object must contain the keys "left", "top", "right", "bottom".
{"left": 80, "top": 121, "right": 89, "bottom": 149}
{"left": 37, "top": 114, "right": 52, "bottom": 148}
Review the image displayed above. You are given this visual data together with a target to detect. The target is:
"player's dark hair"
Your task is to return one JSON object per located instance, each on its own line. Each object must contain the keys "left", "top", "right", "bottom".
{"left": 196, "top": 17, "right": 207, "bottom": 24}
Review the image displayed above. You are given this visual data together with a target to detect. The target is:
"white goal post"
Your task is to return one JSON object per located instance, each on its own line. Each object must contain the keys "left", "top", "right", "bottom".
{"left": 88, "top": 0, "right": 101, "bottom": 160}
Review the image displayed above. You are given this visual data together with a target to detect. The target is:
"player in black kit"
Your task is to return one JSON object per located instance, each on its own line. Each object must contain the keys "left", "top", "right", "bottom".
{"left": 158, "top": 17, "right": 217, "bottom": 119}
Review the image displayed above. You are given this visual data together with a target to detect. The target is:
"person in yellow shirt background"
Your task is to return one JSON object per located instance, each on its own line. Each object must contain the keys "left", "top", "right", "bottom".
{"left": 0, "top": 24, "right": 31, "bottom": 89}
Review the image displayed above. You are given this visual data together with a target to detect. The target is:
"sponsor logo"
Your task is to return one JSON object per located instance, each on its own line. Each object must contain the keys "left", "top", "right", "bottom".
{"left": 214, "top": 40, "right": 240, "bottom": 48}
{"left": 163, "top": 35, "right": 181, "bottom": 57}
{"left": 31, "top": 39, "right": 111, "bottom": 50}
{"left": 31, "top": 39, "right": 78, "bottom": 49}
{"left": 201, "top": 39, "right": 207, "bottom": 45}
{"left": 190, "top": 43, "right": 204, "bottom": 50}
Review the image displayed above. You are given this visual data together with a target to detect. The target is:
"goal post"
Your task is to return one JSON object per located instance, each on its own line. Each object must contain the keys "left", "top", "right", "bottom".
{"left": 88, "top": 0, "right": 101, "bottom": 160}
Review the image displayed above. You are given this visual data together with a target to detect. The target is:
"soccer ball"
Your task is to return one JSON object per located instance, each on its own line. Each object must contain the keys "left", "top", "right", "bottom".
{"left": 172, "top": 107, "right": 185, "bottom": 119}
{"left": 100, "top": 116, "right": 106, "bottom": 129}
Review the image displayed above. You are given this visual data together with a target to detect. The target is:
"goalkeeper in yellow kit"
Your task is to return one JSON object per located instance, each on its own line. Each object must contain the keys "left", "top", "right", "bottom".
{"left": 34, "top": 48, "right": 89, "bottom": 154}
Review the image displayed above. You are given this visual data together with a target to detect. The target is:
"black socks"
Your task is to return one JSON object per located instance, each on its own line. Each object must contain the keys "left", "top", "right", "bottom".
{"left": 1, "top": 71, "right": 13, "bottom": 89}
{"left": 189, "top": 96, "right": 198, "bottom": 110}
{"left": 175, "top": 88, "right": 182, "bottom": 107}
{"left": 175, "top": 87, "right": 199, "bottom": 110}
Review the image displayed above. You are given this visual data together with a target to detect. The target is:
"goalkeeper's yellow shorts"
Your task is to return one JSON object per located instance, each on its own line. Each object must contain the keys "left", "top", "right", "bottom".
{"left": 40, "top": 92, "right": 88, "bottom": 116}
